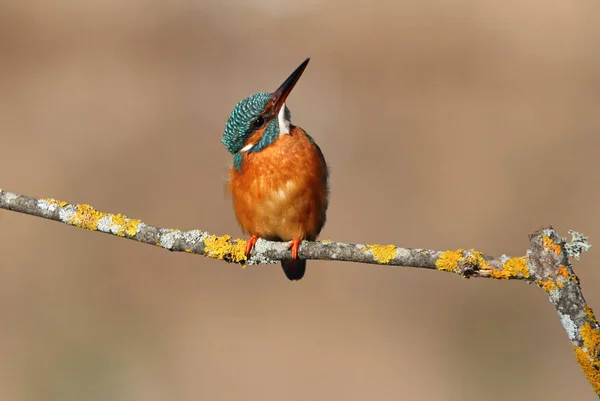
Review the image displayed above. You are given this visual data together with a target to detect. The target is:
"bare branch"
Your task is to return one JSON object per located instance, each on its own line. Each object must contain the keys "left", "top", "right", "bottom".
{"left": 0, "top": 188, "right": 598, "bottom": 396}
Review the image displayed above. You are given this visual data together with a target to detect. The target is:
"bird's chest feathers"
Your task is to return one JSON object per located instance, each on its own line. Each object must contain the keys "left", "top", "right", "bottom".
{"left": 253, "top": 177, "right": 298, "bottom": 208}
{"left": 230, "top": 153, "right": 306, "bottom": 238}
{"left": 233, "top": 147, "right": 303, "bottom": 211}
{"left": 228, "top": 131, "right": 327, "bottom": 240}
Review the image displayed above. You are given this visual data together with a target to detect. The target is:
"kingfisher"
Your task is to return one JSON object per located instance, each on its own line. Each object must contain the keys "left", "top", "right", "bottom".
{"left": 221, "top": 58, "right": 329, "bottom": 280}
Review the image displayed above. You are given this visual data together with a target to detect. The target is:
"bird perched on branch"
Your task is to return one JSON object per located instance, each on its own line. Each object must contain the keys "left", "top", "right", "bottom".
{"left": 221, "top": 58, "right": 329, "bottom": 280}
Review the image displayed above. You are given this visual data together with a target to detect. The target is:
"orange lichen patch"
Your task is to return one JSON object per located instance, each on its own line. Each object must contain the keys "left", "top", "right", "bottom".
{"left": 43, "top": 198, "right": 68, "bottom": 207}
{"left": 558, "top": 265, "right": 570, "bottom": 280}
{"left": 365, "top": 244, "right": 397, "bottom": 264}
{"left": 585, "top": 306, "right": 599, "bottom": 326}
{"left": 67, "top": 204, "right": 105, "bottom": 231}
{"left": 555, "top": 266, "right": 570, "bottom": 288}
{"left": 574, "top": 322, "right": 600, "bottom": 394}
{"left": 488, "top": 270, "right": 510, "bottom": 279}
{"left": 575, "top": 348, "right": 600, "bottom": 394}
{"left": 111, "top": 213, "right": 141, "bottom": 237}
{"left": 204, "top": 234, "right": 247, "bottom": 264}
{"left": 435, "top": 249, "right": 464, "bottom": 272}
{"left": 543, "top": 235, "right": 562, "bottom": 255}
{"left": 491, "top": 256, "right": 530, "bottom": 279}
{"left": 536, "top": 279, "right": 557, "bottom": 292}
{"left": 488, "top": 269, "right": 511, "bottom": 279}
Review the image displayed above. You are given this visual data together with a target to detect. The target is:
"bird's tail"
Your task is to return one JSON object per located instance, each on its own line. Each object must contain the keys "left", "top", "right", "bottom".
{"left": 281, "top": 259, "right": 306, "bottom": 281}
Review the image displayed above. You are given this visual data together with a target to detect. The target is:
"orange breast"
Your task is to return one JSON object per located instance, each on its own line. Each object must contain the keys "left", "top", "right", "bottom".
{"left": 228, "top": 126, "right": 328, "bottom": 241}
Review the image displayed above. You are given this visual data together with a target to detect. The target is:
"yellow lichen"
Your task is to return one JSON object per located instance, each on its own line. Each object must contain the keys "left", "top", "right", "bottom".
{"left": 575, "top": 322, "right": 600, "bottom": 394}
{"left": 185, "top": 249, "right": 193, "bottom": 253}
{"left": 558, "top": 265, "right": 570, "bottom": 280}
{"left": 575, "top": 347, "right": 600, "bottom": 394}
{"left": 68, "top": 204, "right": 105, "bottom": 231}
{"left": 585, "top": 306, "right": 599, "bottom": 325}
{"left": 365, "top": 244, "right": 397, "bottom": 264}
{"left": 536, "top": 279, "right": 557, "bottom": 292}
{"left": 321, "top": 239, "right": 331, "bottom": 243}
{"left": 465, "top": 250, "right": 489, "bottom": 269}
{"left": 557, "top": 281, "right": 564, "bottom": 288}
{"left": 111, "top": 213, "right": 141, "bottom": 237}
{"left": 581, "top": 323, "right": 600, "bottom": 350}
{"left": 488, "top": 268, "right": 512, "bottom": 280}
{"left": 436, "top": 250, "right": 528, "bottom": 279}
{"left": 543, "top": 235, "right": 562, "bottom": 255}
{"left": 204, "top": 235, "right": 247, "bottom": 264}
{"left": 435, "top": 249, "right": 490, "bottom": 276}
{"left": 492, "top": 256, "right": 530, "bottom": 279}
{"left": 43, "top": 198, "right": 68, "bottom": 207}
{"left": 435, "top": 249, "right": 464, "bottom": 272}
{"left": 557, "top": 265, "right": 581, "bottom": 285}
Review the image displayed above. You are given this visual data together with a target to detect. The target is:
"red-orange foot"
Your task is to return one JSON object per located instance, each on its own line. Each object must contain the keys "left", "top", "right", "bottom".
{"left": 289, "top": 238, "right": 302, "bottom": 259}
{"left": 245, "top": 235, "right": 259, "bottom": 257}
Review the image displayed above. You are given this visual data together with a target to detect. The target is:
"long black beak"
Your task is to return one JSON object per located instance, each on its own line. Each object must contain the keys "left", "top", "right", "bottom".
{"left": 271, "top": 57, "right": 310, "bottom": 113}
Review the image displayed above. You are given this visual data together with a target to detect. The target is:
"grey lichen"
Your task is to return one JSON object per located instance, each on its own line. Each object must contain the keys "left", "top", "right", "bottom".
{"left": 564, "top": 230, "right": 592, "bottom": 261}
{"left": 559, "top": 313, "right": 577, "bottom": 342}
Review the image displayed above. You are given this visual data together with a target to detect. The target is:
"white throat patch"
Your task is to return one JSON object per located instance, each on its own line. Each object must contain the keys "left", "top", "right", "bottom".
{"left": 240, "top": 143, "right": 254, "bottom": 153}
{"left": 278, "top": 104, "right": 291, "bottom": 135}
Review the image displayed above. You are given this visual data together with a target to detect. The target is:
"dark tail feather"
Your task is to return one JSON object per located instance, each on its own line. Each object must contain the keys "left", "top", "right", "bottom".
{"left": 281, "top": 259, "right": 306, "bottom": 281}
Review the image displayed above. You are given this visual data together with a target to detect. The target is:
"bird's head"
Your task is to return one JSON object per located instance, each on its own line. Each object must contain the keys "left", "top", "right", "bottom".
{"left": 221, "top": 58, "right": 310, "bottom": 165}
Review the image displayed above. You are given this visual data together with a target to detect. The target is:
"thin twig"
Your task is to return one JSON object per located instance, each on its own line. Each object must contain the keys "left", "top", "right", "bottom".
{"left": 0, "top": 188, "right": 598, "bottom": 396}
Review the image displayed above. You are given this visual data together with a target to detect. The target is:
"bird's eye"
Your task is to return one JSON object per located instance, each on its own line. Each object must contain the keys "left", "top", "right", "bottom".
{"left": 252, "top": 116, "right": 264, "bottom": 128}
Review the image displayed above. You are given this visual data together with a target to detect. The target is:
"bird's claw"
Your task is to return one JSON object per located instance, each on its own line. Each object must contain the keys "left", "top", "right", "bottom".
{"left": 245, "top": 235, "right": 259, "bottom": 257}
{"left": 289, "top": 238, "right": 302, "bottom": 259}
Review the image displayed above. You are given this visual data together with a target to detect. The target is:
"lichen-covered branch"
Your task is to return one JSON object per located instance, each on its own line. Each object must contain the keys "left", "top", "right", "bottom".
{"left": 0, "top": 188, "right": 597, "bottom": 396}
{"left": 0, "top": 189, "right": 532, "bottom": 275}
{"left": 527, "top": 228, "right": 600, "bottom": 395}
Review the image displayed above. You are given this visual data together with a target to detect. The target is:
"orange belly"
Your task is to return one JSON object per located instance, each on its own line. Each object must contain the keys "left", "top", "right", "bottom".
{"left": 228, "top": 127, "right": 328, "bottom": 241}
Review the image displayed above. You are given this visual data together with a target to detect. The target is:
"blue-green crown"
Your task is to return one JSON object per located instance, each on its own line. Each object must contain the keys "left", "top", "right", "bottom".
{"left": 222, "top": 92, "right": 271, "bottom": 154}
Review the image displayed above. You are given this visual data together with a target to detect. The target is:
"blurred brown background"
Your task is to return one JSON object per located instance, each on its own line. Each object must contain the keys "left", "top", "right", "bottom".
{"left": 1, "top": 0, "right": 599, "bottom": 400}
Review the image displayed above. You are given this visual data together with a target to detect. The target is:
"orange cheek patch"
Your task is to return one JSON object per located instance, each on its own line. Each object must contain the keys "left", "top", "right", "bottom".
{"left": 243, "top": 129, "right": 265, "bottom": 150}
